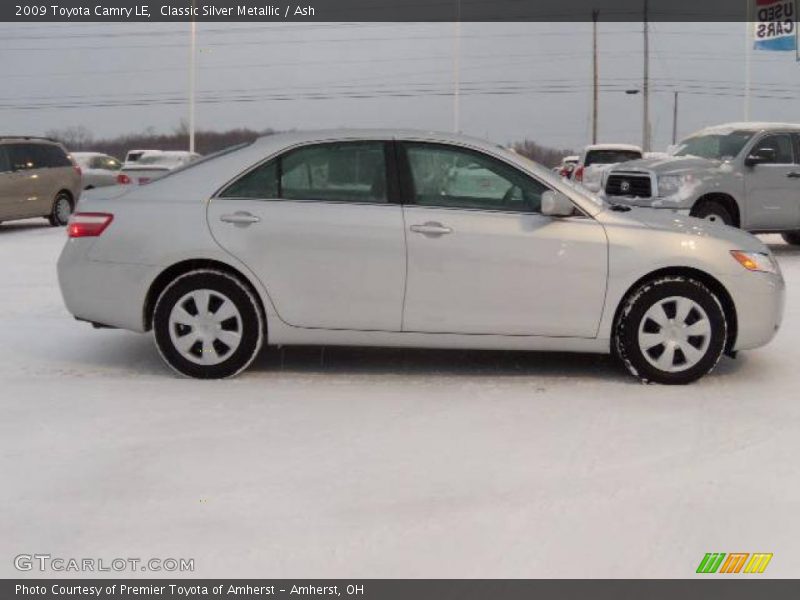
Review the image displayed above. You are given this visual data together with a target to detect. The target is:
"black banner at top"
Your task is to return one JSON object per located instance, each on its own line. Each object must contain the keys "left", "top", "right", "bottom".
{"left": 0, "top": 0, "right": 787, "bottom": 22}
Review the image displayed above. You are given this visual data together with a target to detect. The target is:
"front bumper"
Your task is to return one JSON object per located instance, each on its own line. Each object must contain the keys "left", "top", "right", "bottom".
{"left": 725, "top": 270, "right": 785, "bottom": 351}
{"left": 57, "top": 239, "right": 157, "bottom": 333}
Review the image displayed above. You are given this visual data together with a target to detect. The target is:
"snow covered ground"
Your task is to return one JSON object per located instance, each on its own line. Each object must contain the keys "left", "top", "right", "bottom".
{"left": 1, "top": 218, "right": 799, "bottom": 579}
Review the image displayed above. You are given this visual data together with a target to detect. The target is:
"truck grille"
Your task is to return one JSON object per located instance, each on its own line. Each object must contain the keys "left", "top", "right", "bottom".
{"left": 605, "top": 174, "right": 652, "bottom": 198}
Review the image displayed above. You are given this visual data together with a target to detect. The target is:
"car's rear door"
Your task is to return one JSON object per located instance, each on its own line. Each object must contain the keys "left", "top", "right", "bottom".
{"left": 208, "top": 140, "right": 407, "bottom": 331}
{"left": 399, "top": 142, "right": 608, "bottom": 337}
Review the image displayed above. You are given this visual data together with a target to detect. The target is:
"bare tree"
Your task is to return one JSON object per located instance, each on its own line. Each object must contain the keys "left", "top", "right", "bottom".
{"left": 45, "top": 125, "right": 94, "bottom": 151}
{"left": 510, "top": 139, "right": 574, "bottom": 168}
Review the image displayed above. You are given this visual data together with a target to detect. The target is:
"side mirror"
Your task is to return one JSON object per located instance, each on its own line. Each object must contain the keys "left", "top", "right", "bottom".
{"left": 541, "top": 190, "right": 575, "bottom": 217}
{"left": 745, "top": 147, "right": 776, "bottom": 167}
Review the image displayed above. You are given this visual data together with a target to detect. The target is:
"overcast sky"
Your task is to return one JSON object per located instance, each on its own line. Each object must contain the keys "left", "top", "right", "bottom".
{"left": 1, "top": 21, "right": 798, "bottom": 152}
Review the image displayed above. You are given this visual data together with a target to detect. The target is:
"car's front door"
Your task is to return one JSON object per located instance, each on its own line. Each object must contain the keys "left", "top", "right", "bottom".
{"left": 399, "top": 142, "right": 608, "bottom": 337}
{"left": 744, "top": 133, "right": 800, "bottom": 231}
{"left": 208, "top": 141, "right": 407, "bottom": 331}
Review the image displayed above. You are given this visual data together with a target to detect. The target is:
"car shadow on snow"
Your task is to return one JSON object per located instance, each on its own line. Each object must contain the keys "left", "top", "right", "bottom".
{"left": 0, "top": 220, "right": 52, "bottom": 235}
{"left": 248, "top": 345, "right": 636, "bottom": 382}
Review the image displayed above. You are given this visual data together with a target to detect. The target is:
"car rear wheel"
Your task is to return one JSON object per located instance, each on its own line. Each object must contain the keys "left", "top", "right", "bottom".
{"left": 48, "top": 192, "right": 73, "bottom": 227}
{"left": 614, "top": 276, "right": 727, "bottom": 384}
{"left": 690, "top": 200, "right": 734, "bottom": 226}
{"left": 781, "top": 231, "right": 800, "bottom": 246}
{"left": 153, "top": 270, "right": 264, "bottom": 379}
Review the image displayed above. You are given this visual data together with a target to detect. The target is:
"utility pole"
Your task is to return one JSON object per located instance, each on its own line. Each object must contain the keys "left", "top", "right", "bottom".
{"left": 672, "top": 91, "right": 679, "bottom": 145}
{"left": 188, "top": 0, "right": 197, "bottom": 154}
{"left": 642, "top": 0, "right": 650, "bottom": 151}
{"left": 592, "top": 10, "right": 599, "bottom": 144}
{"left": 452, "top": 0, "right": 462, "bottom": 133}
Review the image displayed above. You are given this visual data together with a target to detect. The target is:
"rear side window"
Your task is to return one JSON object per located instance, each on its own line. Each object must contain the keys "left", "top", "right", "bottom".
{"left": 281, "top": 142, "right": 387, "bottom": 203}
{"left": 219, "top": 142, "right": 388, "bottom": 204}
{"left": 0, "top": 147, "right": 10, "bottom": 173}
{"left": 221, "top": 160, "right": 278, "bottom": 198}
{"left": 584, "top": 150, "right": 641, "bottom": 166}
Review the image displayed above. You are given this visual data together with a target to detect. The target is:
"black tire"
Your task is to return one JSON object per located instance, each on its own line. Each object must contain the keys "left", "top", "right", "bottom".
{"left": 153, "top": 269, "right": 264, "bottom": 379}
{"left": 48, "top": 191, "right": 73, "bottom": 226}
{"left": 781, "top": 231, "right": 800, "bottom": 246}
{"left": 690, "top": 200, "right": 734, "bottom": 227}
{"left": 614, "top": 276, "right": 728, "bottom": 385}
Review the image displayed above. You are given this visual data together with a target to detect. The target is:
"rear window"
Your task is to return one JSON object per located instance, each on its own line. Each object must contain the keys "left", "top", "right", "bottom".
{"left": 585, "top": 149, "right": 642, "bottom": 166}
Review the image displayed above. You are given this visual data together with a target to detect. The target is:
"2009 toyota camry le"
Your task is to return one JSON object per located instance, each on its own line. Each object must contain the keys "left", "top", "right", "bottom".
{"left": 57, "top": 130, "right": 785, "bottom": 384}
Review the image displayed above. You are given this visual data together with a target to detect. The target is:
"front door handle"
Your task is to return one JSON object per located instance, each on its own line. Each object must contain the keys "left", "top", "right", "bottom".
{"left": 220, "top": 212, "right": 260, "bottom": 225}
{"left": 787, "top": 172, "right": 800, "bottom": 179}
{"left": 409, "top": 222, "right": 453, "bottom": 236}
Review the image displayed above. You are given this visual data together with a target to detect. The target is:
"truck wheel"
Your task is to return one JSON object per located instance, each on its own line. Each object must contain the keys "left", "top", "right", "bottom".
{"left": 614, "top": 276, "right": 727, "bottom": 385}
{"left": 781, "top": 232, "right": 800, "bottom": 246}
{"left": 691, "top": 200, "right": 734, "bottom": 226}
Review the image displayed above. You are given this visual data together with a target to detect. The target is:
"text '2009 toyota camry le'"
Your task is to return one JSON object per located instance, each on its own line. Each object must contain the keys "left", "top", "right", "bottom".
{"left": 57, "top": 130, "right": 785, "bottom": 384}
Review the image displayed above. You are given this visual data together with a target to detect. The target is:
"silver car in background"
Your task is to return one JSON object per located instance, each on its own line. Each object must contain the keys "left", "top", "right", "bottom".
{"left": 58, "top": 130, "right": 784, "bottom": 384}
{"left": 117, "top": 150, "right": 201, "bottom": 185}
{"left": 604, "top": 122, "right": 800, "bottom": 245}
{"left": 70, "top": 152, "right": 121, "bottom": 189}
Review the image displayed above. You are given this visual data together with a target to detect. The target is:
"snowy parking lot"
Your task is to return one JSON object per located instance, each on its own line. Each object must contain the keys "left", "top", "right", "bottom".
{"left": 1, "top": 219, "right": 799, "bottom": 578}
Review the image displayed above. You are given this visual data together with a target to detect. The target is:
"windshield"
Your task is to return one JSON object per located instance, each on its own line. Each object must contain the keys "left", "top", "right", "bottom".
{"left": 673, "top": 131, "right": 753, "bottom": 160}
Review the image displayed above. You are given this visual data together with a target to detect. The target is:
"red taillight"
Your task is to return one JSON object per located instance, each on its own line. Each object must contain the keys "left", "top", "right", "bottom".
{"left": 573, "top": 166, "right": 584, "bottom": 182}
{"left": 73, "top": 165, "right": 82, "bottom": 177}
{"left": 67, "top": 213, "right": 114, "bottom": 238}
{"left": 117, "top": 173, "right": 131, "bottom": 184}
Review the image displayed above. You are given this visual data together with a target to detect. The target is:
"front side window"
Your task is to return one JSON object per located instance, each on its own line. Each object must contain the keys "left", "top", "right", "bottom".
{"left": 752, "top": 134, "right": 795, "bottom": 164}
{"left": 674, "top": 130, "right": 754, "bottom": 160}
{"left": 403, "top": 143, "right": 548, "bottom": 212}
{"left": 8, "top": 144, "right": 40, "bottom": 171}
{"left": 220, "top": 142, "right": 388, "bottom": 203}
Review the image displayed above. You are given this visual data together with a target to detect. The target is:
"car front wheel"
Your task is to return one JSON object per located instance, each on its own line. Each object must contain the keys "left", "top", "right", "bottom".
{"left": 153, "top": 270, "right": 264, "bottom": 378}
{"left": 48, "top": 192, "right": 73, "bottom": 226}
{"left": 614, "top": 276, "right": 727, "bottom": 384}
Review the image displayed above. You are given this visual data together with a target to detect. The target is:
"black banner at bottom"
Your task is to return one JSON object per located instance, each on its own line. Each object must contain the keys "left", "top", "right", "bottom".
{"left": 3, "top": 579, "right": 800, "bottom": 600}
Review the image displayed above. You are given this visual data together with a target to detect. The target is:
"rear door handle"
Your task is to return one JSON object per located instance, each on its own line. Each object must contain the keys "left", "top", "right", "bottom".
{"left": 787, "top": 172, "right": 800, "bottom": 178}
{"left": 220, "top": 212, "right": 260, "bottom": 225}
{"left": 409, "top": 222, "right": 453, "bottom": 236}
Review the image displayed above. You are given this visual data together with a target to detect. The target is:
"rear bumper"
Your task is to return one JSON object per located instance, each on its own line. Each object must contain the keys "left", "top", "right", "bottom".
{"left": 57, "top": 239, "right": 157, "bottom": 333}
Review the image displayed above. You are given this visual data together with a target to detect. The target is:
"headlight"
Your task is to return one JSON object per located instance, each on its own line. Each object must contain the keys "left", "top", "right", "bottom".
{"left": 730, "top": 250, "right": 779, "bottom": 274}
{"left": 657, "top": 173, "right": 692, "bottom": 197}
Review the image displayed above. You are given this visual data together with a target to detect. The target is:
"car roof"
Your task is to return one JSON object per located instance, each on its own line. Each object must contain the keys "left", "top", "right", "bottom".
{"left": 246, "top": 128, "right": 507, "bottom": 150}
{"left": 0, "top": 136, "right": 59, "bottom": 144}
{"left": 688, "top": 122, "right": 800, "bottom": 136}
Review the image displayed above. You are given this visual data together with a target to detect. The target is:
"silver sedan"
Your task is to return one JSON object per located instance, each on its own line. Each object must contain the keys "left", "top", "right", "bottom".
{"left": 57, "top": 130, "right": 785, "bottom": 383}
